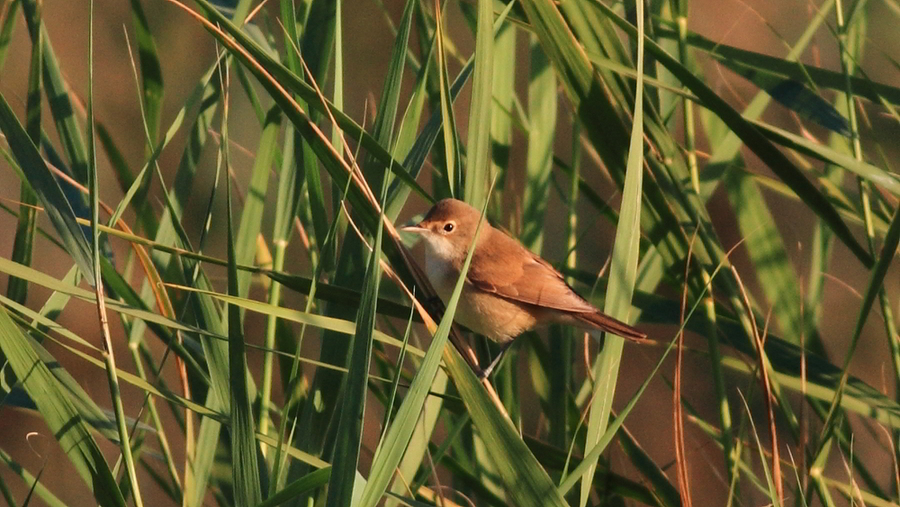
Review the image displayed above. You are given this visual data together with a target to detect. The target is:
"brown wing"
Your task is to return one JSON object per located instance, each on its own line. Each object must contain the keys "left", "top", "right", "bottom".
{"left": 467, "top": 229, "right": 597, "bottom": 313}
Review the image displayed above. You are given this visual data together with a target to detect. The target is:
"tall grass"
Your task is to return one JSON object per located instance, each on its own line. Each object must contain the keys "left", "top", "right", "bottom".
{"left": 0, "top": 0, "right": 898, "bottom": 505}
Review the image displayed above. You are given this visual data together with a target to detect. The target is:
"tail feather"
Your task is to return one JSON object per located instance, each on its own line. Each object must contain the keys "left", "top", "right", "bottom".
{"left": 573, "top": 311, "right": 647, "bottom": 342}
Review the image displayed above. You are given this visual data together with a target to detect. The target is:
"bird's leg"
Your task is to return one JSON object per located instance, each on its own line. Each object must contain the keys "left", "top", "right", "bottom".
{"left": 477, "top": 340, "right": 516, "bottom": 379}
{"left": 422, "top": 295, "right": 445, "bottom": 316}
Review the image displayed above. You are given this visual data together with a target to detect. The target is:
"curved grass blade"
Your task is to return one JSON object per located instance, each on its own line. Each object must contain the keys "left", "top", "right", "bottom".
{"left": 1, "top": 293, "right": 154, "bottom": 443}
{"left": 0, "top": 448, "right": 67, "bottom": 507}
{"left": 816, "top": 203, "right": 900, "bottom": 445}
{"left": 257, "top": 468, "right": 331, "bottom": 507}
{"left": 127, "top": 0, "right": 164, "bottom": 144}
{"left": 7, "top": 12, "right": 42, "bottom": 305}
{"left": 87, "top": 5, "right": 145, "bottom": 502}
{"left": 0, "top": 307, "right": 126, "bottom": 507}
{"left": 445, "top": 345, "right": 569, "bottom": 507}
{"left": 754, "top": 121, "right": 900, "bottom": 197}
{"left": 653, "top": 25, "right": 900, "bottom": 106}
{"left": 20, "top": 0, "right": 89, "bottom": 184}
{"left": 187, "top": 0, "right": 429, "bottom": 201}
{"left": 590, "top": 0, "right": 873, "bottom": 268}
{"left": 742, "top": 72, "right": 849, "bottom": 135}
{"left": 0, "top": 92, "right": 94, "bottom": 280}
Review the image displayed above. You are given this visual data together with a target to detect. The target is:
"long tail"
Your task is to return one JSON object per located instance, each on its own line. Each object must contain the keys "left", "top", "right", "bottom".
{"left": 574, "top": 311, "right": 647, "bottom": 342}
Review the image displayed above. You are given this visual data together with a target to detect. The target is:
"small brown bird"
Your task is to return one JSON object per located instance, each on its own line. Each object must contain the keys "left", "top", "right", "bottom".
{"left": 403, "top": 198, "right": 646, "bottom": 376}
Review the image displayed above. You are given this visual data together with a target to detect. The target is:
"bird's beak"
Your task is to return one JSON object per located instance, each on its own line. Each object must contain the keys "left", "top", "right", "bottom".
{"left": 400, "top": 222, "right": 427, "bottom": 234}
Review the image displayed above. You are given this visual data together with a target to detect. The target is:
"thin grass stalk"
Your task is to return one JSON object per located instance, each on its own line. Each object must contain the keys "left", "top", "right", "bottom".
{"left": 812, "top": 6, "right": 900, "bottom": 492}
{"left": 325, "top": 177, "right": 385, "bottom": 507}
{"left": 128, "top": 345, "right": 183, "bottom": 497}
{"left": 732, "top": 267, "right": 783, "bottom": 503}
{"left": 434, "top": 0, "right": 461, "bottom": 197}
{"left": 256, "top": 0, "right": 308, "bottom": 456}
{"left": 813, "top": 4, "right": 888, "bottom": 502}
{"left": 331, "top": 0, "right": 344, "bottom": 161}
{"left": 737, "top": 392, "right": 783, "bottom": 507}
{"left": 674, "top": 1, "right": 699, "bottom": 194}
{"left": 88, "top": 3, "right": 143, "bottom": 503}
{"left": 559, "top": 333, "right": 680, "bottom": 496}
{"left": 672, "top": 0, "right": 738, "bottom": 490}
{"left": 259, "top": 125, "right": 297, "bottom": 445}
{"left": 178, "top": 64, "right": 232, "bottom": 507}
{"left": 118, "top": 27, "right": 193, "bottom": 501}
{"left": 836, "top": 0, "right": 900, "bottom": 406}
{"left": 271, "top": 178, "right": 354, "bottom": 493}
{"left": 674, "top": 234, "right": 693, "bottom": 507}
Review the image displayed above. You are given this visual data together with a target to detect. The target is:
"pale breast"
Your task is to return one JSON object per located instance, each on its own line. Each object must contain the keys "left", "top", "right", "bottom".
{"left": 454, "top": 288, "right": 540, "bottom": 343}
{"left": 423, "top": 254, "right": 541, "bottom": 343}
{"left": 424, "top": 254, "right": 458, "bottom": 303}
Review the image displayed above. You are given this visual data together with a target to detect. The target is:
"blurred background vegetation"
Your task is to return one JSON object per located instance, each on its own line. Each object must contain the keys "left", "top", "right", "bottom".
{"left": 0, "top": 0, "right": 898, "bottom": 506}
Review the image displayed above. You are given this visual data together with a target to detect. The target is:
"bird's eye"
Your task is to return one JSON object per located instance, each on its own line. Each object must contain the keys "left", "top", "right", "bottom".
{"left": 443, "top": 222, "right": 455, "bottom": 233}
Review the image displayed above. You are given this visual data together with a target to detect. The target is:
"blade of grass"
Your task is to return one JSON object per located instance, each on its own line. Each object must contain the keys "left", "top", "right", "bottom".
{"left": 580, "top": 0, "right": 645, "bottom": 501}
{"left": 124, "top": 0, "right": 164, "bottom": 235}
{"left": 463, "top": 0, "right": 494, "bottom": 208}
{"left": 589, "top": 0, "right": 873, "bottom": 268}
{"left": 364, "top": 0, "right": 415, "bottom": 194}
{"left": 7, "top": 10, "right": 41, "bottom": 305}
{"left": 20, "top": 0, "right": 89, "bottom": 184}
{"left": 0, "top": 448, "right": 67, "bottom": 507}
{"left": 189, "top": 0, "right": 430, "bottom": 202}
{"left": 0, "top": 307, "right": 126, "bottom": 507}
{"left": 257, "top": 468, "right": 331, "bottom": 507}
{"left": 488, "top": 20, "right": 516, "bottom": 206}
{"left": 444, "top": 346, "right": 570, "bottom": 507}
{"left": 815, "top": 203, "right": 900, "bottom": 456}
{"left": 226, "top": 151, "right": 264, "bottom": 506}
{"left": 652, "top": 25, "right": 900, "bottom": 106}
{"left": 128, "top": 0, "right": 163, "bottom": 144}
{"left": 87, "top": 4, "right": 144, "bottom": 503}
{"left": 235, "top": 106, "right": 279, "bottom": 295}
{"left": 434, "top": 0, "right": 462, "bottom": 198}
{"left": 259, "top": 119, "right": 299, "bottom": 440}
{"left": 521, "top": 34, "right": 556, "bottom": 251}
{"left": 0, "top": 92, "right": 94, "bottom": 280}
{"left": 752, "top": 121, "right": 900, "bottom": 197}
{"left": 325, "top": 189, "right": 386, "bottom": 507}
